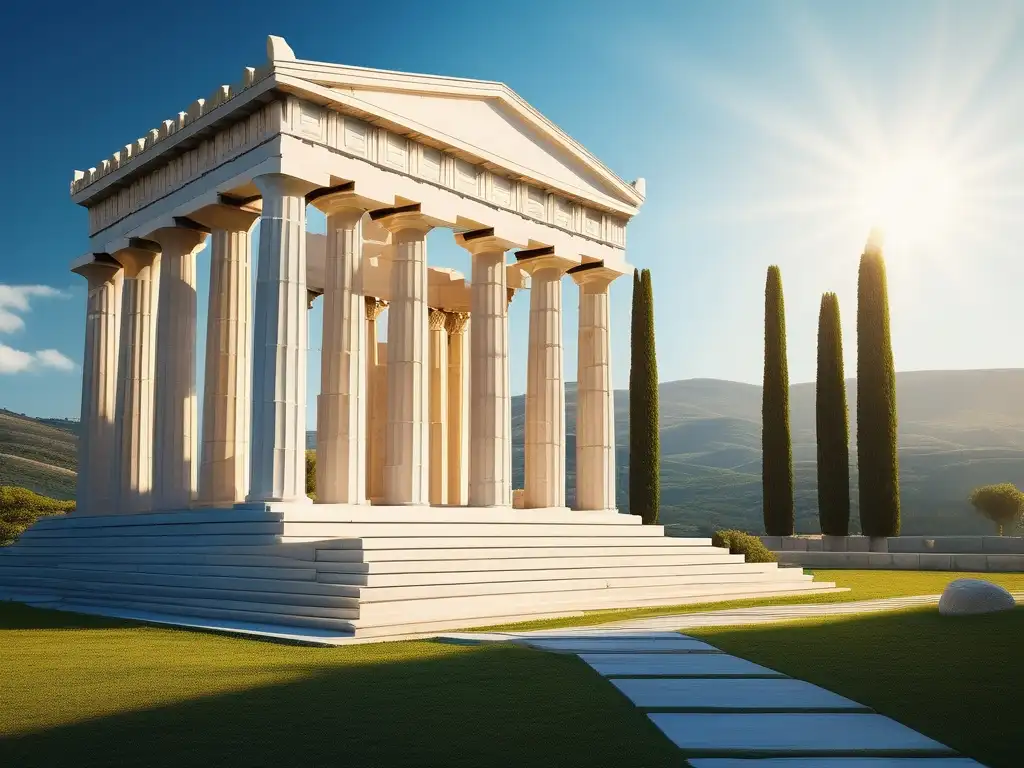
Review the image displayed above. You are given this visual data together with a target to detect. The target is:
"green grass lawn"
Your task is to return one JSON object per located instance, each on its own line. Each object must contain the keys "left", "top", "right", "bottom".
{"left": 689, "top": 606, "right": 1024, "bottom": 768}
{"left": 0, "top": 602, "right": 685, "bottom": 768}
{"left": 482, "top": 569, "right": 1024, "bottom": 632}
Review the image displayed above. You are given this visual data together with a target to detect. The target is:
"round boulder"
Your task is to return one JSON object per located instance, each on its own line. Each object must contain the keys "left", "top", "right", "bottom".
{"left": 938, "top": 578, "right": 1016, "bottom": 616}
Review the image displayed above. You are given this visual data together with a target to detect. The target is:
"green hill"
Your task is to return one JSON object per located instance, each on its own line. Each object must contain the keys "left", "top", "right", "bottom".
{"left": 0, "top": 409, "right": 77, "bottom": 500}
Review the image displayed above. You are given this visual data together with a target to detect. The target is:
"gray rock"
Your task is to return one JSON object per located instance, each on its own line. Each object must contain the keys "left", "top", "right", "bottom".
{"left": 938, "top": 578, "right": 1016, "bottom": 616}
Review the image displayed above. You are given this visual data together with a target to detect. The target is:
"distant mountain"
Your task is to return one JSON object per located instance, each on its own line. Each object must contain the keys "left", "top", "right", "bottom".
{"left": 308, "top": 369, "right": 1024, "bottom": 536}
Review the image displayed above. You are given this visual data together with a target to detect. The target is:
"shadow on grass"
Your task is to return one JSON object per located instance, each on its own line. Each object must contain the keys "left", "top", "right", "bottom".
{"left": 0, "top": 604, "right": 685, "bottom": 768}
{"left": 689, "top": 606, "right": 1024, "bottom": 768}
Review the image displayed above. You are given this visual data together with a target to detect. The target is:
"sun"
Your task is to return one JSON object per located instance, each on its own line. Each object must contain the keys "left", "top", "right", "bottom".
{"left": 854, "top": 148, "right": 963, "bottom": 253}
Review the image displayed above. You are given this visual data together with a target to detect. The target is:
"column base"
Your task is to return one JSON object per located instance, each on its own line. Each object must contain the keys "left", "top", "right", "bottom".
{"left": 236, "top": 497, "right": 314, "bottom": 513}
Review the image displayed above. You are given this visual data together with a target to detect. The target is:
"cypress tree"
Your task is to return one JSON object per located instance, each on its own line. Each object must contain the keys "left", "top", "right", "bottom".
{"left": 857, "top": 232, "right": 900, "bottom": 536}
{"left": 762, "top": 265, "right": 794, "bottom": 535}
{"left": 637, "top": 269, "right": 660, "bottom": 524}
{"left": 815, "top": 292, "right": 850, "bottom": 535}
{"left": 628, "top": 269, "right": 643, "bottom": 519}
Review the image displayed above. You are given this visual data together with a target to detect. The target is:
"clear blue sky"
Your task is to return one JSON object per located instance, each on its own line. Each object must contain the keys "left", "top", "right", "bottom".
{"left": 2, "top": 0, "right": 1022, "bottom": 427}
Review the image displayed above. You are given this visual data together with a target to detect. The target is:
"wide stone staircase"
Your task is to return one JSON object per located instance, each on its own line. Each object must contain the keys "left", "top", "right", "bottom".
{"left": 0, "top": 508, "right": 842, "bottom": 638}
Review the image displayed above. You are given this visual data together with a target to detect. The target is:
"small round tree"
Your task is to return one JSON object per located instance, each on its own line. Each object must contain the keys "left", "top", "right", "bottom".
{"left": 969, "top": 483, "right": 1024, "bottom": 535}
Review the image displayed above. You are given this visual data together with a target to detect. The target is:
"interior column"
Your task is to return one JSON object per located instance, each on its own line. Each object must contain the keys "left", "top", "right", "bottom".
{"left": 445, "top": 311, "right": 469, "bottom": 506}
{"left": 371, "top": 205, "right": 432, "bottom": 506}
{"left": 365, "top": 297, "right": 388, "bottom": 502}
{"left": 428, "top": 308, "right": 449, "bottom": 505}
{"left": 151, "top": 221, "right": 209, "bottom": 512}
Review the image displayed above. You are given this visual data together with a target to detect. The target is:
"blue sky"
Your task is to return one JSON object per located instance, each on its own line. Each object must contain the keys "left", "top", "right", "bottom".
{"left": 1, "top": 0, "right": 1022, "bottom": 427}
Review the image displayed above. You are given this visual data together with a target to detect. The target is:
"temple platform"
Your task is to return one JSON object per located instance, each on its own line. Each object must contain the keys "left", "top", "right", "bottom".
{"left": 0, "top": 508, "right": 842, "bottom": 640}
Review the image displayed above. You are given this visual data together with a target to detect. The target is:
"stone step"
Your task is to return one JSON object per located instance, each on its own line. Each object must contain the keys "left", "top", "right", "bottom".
{"left": 0, "top": 566, "right": 359, "bottom": 598}
{"left": 281, "top": 522, "right": 666, "bottom": 538}
{"left": 321, "top": 562, "right": 784, "bottom": 587}
{"left": 353, "top": 581, "right": 840, "bottom": 626}
{"left": 352, "top": 569, "right": 814, "bottom": 604}
{"left": 317, "top": 552, "right": 744, "bottom": 573}
{"left": 21, "top": 521, "right": 285, "bottom": 539}
{"left": 312, "top": 536, "right": 706, "bottom": 552}
{"left": 0, "top": 572, "right": 360, "bottom": 609}
{"left": 0, "top": 543, "right": 324, "bottom": 559}
{"left": 0, "top": 552, "right": 323, "bottom": 569}
{"left": 46, "top": 561, "right": 319, "bottom": 581}
{"left": 13, "top": 534, "right": 286, "bottom": 548}
{"left": 29, "top": 509, "right": 283, "bottom": 530}
{"left": 62, "top": 597, "right": 358, "bottom": 631}
{"left": 315, "top": 546, "right": 730, "bottom": 565}
{"left": 277, "top": 507, "right": 643, "bottom": 525}
{"left": 63, "top": 590, "right": 359, "bottom": 620}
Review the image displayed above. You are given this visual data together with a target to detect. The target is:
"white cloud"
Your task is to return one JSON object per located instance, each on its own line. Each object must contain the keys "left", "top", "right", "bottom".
{"left": 0, "top": 285, "right": 75, "bottom": 374}
{"left": 36, "top": 349, "right": 76, "bottom": 371}
{"left": 0, "top": 344, "right": 36, "bottom": 373}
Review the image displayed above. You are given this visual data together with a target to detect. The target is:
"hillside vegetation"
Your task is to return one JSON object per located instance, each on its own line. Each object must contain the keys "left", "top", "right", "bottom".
{"left": 0, "top": 410, "right": 77, "bottom": 500}
{"left": 0, "top": 486, "right": 74, "bottom": 545}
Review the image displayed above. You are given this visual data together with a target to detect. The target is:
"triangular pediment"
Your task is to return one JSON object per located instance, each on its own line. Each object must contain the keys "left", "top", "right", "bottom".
{"left": 271, "top": 55, "right": 643, "bottom": 215}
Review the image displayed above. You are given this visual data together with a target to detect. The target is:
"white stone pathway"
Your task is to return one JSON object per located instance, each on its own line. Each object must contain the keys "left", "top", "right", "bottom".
{"left": 437, "top": 594, "right": 1017, "bottom": 764}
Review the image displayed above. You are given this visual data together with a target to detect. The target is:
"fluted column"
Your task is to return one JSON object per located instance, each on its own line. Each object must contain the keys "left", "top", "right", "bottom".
{"left": 365, "top": 297, "right": 388, "bottom": 502}
{"left": 71, "top": 256, "right": 122, "bottom": 515}
{"left": 570, "top": 264, "right": 618, "bottom": 511}
{"left": 247, "top": 173, "right": 317, "bottom": 504}
{"left": 445, "top": 311, "right": 469, "bottom": 506}
{"left": 193, "top": 204, "right": 259, "bottom": 506}
{"left": 371, "top": 207, "right": 433, "bottom": 506}
{"left": 151, "top": 222, "right": 208, "bottom": 511}
{"left": 428, "top": 308, "right": 449, "bottom": 505}
{"left": 112, "top": 242, "right": 161, "bottom": 514}
{"left": 455, "top": 229, "right": 517, "bottom": 507}
{"left": 312, "top": 193, "right": 367, "bottom": 504}
{"left": 518, "top": 248, "right": 573, "bottom": 509}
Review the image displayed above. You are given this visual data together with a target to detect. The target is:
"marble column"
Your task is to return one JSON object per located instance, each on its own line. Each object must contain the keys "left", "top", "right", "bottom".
{"left": 445, "top": 311, "right": 469, "bottom": 506}
{"left": 428, "top": 308, "right": 449, "bottom": 505}
{"left": 372, "top": 207, "right": 432, "bottom": 506}
{"left": 194, "top": 205, "right": 258, "bottom": 506}
{"left": 151, "top": 221, "right": 208, "bottom": 512}
{"left": 569, "top": 264, "right": 618, "bottom": 511}
{"left": 312, "top": 194, "right": 367, "bottom": 504}
{"left": 111, "top": 241, "right": 161, "bottom": 514}
{"left": 455, "top": 229, "right": 515, "bottom": 507}
{"left": 365, "top": 297, "right": 388, "bottom": 502}
{"left": 518, "top": 248, "right": 573, "bottom": 509}
{"left": 71, "top": 256, "right": 122, "bottom": 515}
{"left": 247, "top": 173, "right": 317, "bottom": 505}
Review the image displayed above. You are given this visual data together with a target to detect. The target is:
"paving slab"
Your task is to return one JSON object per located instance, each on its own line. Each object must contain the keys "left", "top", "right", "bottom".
{"left": 649, "top": 713, "right": 955, "bottom": 755}
{"left": 522, "top": 636, "right": 719, "bottom": 653}
{"left": 689, "top": 759, "right": 984, "bottom": 767}
{"left": 613, "top": 677, "right": 867, "bottom": 710}
{"left": 581, "top": 652, "right": 784, "bottom": 677}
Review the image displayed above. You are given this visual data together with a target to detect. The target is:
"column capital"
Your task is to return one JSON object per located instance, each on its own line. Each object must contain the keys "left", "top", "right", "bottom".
{"left": 307, "top": 182, "right": 373, "bottom": 223}
{"left": 189, "top": 199, "right": 260, "bottom": 232}
{"left": 454, "top": 227, "right": 518, "bottom": 256}
{"left": 253, "top": 172, "right": 319, "bottom": 199}
{"left": 112, "top": 239, "right": 160, "bottom": 277}
{"left": 71, "top": 254, "right": 122, "bottom": 287}
{"left": 365, "top": 296, "right": 388, "bottom": 321}
{"left": 307, "top": 288, "right": 323, "bottom": 309}
{"left": 149, "top": 218, "right": 210, "bottom": 256}
{"left": 568, "top": 261, "right": 619, "bottom": 291}
{"left": 428, "top": 307, "right": 448, "bottom": 332}
{"left": 445, "top": 310, "right": 470, "bottom": 336}
{"left": 514, "top": 246, "right": 576, "bottom": 276}
{"left": 506, "top": 287, "right": 516, "bottom": 307}
{"left": 370, "top": 203, "right": 434, "bottom": 237}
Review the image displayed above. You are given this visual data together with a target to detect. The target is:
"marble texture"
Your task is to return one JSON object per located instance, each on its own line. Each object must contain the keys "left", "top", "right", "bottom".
{"left": 247, "top": 173, "right": 316, "bottom": 504}
{"left": 72, "top": 257, "right": 122, "bottom": 515}
{"left": 196, "top": 207, "right": 258, "bottom": 506}
{"left": 151, "top": 224, "right": 208, "bottom": 511}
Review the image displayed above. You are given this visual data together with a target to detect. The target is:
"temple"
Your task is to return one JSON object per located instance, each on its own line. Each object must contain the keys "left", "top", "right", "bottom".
{"left": 0, "top": 37, "right": 838, "bottom": 640}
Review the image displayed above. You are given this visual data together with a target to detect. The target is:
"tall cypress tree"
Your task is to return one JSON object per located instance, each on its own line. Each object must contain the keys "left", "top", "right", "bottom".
{"left": 636, "top": 269, "right": 660, "bottom": 524}
{"left": 762, "top": 265, "right": 794, "bottom": 535}
{"left": 857, "top": 232, "right": 900, "bottom": 536}
{"left": 628, "top": 269, "right": 643, "bottom": 519}
{"left": 816, "top": 292, "right": 850, "bottom": 536}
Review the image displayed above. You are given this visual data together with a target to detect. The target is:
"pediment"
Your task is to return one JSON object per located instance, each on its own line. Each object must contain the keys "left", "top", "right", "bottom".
{"left": 272, "top": 57, "right": 643, "bottom": 215}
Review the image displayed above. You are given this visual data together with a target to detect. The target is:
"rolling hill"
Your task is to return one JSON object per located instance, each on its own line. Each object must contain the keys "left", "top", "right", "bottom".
{"left": 7, "top": 369, "right": 1024, "bottom": 534}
